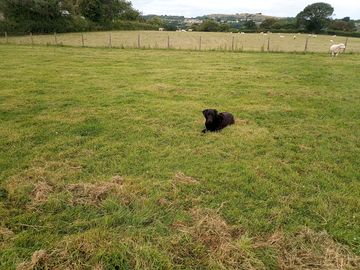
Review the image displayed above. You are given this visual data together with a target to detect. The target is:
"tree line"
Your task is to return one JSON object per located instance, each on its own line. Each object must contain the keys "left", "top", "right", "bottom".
{"left": 189, "top": 2, "right": 360, "bottom": 36}
{"left": 0, "top": 0, "right": 158, "bottom": 34}
{"left": 167, "top": 3, "right": 359, "bottom": 37}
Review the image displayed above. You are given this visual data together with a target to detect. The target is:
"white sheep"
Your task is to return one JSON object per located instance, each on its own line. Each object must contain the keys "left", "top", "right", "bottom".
{"left": 330, "top": 43, "right": 346, "bottom": 57}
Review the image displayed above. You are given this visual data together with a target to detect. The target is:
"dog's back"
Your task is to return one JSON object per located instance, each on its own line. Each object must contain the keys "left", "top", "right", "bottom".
{"left": 219, "top": 112, "right": 235, "bottom": 129}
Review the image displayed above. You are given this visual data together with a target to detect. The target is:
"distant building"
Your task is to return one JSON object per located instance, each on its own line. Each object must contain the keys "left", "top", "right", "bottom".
{"left": 184, "top": 18, "right": 203, "bottom": 25}
{"left": 0, "top": 12, "right": 4, "bottom": 21}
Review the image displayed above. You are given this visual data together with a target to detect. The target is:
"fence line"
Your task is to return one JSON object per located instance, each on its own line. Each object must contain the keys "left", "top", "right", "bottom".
{"left": 344, "top": 37, "right": 349, "bottom": 53}
{"left": 0, "top": 32, "right": 357, "bottom": 53}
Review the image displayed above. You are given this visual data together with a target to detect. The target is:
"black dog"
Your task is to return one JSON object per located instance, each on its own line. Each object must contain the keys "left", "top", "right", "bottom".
{"left": 202, "top": 109, "right": 235, "bottom": 133}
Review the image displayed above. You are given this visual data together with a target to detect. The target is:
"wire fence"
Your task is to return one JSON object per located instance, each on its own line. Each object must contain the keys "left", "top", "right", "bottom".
{"left": 1, "top": 30, "right": 360, "bottom": 53}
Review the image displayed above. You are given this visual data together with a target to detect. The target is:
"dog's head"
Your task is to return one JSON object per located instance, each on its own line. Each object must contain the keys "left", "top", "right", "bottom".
{"left": 202, "top": 109, "right": 218, "bottom": 124}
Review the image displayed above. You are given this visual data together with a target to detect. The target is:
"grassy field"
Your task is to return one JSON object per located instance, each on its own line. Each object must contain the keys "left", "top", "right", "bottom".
{"left": 0, "top": 45, "right": 360, "bottom": 269}
{"left": 1, "top": 30, "right": 360, "bottom": 53}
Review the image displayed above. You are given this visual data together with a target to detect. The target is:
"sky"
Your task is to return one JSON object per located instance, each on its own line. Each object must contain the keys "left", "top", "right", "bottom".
{"left": 131, "top": 0, "right": 360, "bottom": 19}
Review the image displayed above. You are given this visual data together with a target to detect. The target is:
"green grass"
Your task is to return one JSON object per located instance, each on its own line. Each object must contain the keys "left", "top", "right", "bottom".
{"left": 0, "top": 45, "right": 359, "bottom": 269}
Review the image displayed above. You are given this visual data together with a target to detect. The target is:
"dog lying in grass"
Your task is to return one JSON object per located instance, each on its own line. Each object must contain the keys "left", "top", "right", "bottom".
{"left": 202, "top": 109, "right": 235, "bottom": 133}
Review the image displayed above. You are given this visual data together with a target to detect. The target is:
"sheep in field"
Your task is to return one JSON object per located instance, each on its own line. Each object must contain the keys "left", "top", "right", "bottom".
{"left": 330, "top": 43, "right": 346, "bottom": 57}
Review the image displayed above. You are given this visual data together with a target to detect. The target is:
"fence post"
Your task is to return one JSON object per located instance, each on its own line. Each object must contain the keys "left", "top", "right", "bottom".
{"left": 30, "top": 32, "right": 33, "bottom": 45}
{"left": 344, "top": 37, "right": 349, "bottom": 53}
{"left": 199, "top": 36, "right": 202, "bottom": 50}
{"left": 138, "top": 34, "right": 140, "bottom": 48}
{"left": 109, "top": 33, "right": 112, "bottom": 48}
{"left": 167, "top": 35, "right": 170, "bottom": 49}
{"left": 267, "top": 36, "right": 270, "bottom": 52}
{"left": 81, "top": 33, "right": 84, "bottom": 47}
{"left": 54, "top": 32, "right": 57, "bottom": 45}
{"left": 304, "top": 37, "right": 309, "bottom": 53}
{"left": 232, "top": 36, "right": 235, "bottom": 51}
{"left": 5, "top": 32, "right": 8, "bottom": 43}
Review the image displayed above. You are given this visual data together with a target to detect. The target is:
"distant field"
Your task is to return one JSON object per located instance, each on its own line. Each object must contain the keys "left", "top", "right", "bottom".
{"left": 0, "top": 45, "right": 360, "bottom": 269}
{"left": 1, "top": 30, "right": 360, "bottom": 53}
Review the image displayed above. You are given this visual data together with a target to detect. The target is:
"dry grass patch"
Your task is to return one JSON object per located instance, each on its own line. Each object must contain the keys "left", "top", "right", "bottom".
{"left": 173, "top": 172, "right": 199, "bottom": 186}
{"left": 31, "top": 181, "right": 54, "bottom": 205}
{"left": 271, "top": 228, "right": 360, "bottom": 270}
{"left": 172, "top": 207, "right": 266, "bottom": 269}
{"left": 172, "top": 208, "right": 360, "bottom": 269}
{"left": 6, "top": 161, "right": 83, "bottom": 191}
{"left": 16, "top": 250, "right": 47, "bottom": 270}
{"left": 16, "top": 232, "right": 107, "bottom": 270}
{"left": 0, "top": 227, "right": 15, "bottom": 246}
{"left": 67, "top": 175, "right": 124, "bottom": 206}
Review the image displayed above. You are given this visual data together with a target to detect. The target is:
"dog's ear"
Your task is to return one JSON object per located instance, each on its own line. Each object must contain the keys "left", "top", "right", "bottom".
{"left": 214, "top": 109, "right": 218, "bottom": 115}
{"left": 202, "top": 109, "right": 207, "bottom": 116}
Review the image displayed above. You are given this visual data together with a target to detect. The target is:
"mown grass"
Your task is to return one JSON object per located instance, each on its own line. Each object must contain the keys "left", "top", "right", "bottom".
{"left": 0, "top": 45, "right": 359, "bottom": 269}
{"left": 1, "top": 30, "right": 360, "bottom": 53}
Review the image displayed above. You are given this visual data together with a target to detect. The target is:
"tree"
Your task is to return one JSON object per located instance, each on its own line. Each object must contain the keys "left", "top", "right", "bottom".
{"left": 198, "top": 20, "right": 220, "bottom": 32}
{"left": 260, "top": 18, "right": 278, "bottom": 30}
{"left": 79, "top": 0, "right": 103, "bottom": 22}
{"left": 147, "top": 16, "right": 164, "bottom": 27}
{"left": 244, "top": 20, "right": 256, "bottom": 30}
{"left": 1, "top": 0, "right": 62, "bottom": 21}
{"left": 79, "top": 0, "right": 140, "bottom": 23}
{"left": 328, "top": 19, "right": 355, "bottom": 32}
{"left": 296, "top": 2, "right": 334, "bottom": 32}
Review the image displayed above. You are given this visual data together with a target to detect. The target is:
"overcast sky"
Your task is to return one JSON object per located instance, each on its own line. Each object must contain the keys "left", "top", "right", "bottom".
{"left": 131, "top": 0, "right": 360, "bottom": 19}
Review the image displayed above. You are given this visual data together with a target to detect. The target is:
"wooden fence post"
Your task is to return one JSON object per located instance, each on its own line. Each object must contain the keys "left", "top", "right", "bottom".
{"left": 199, "top": 36, "right": 202, "bottom": 50}
{"left": 81, "top": 33, "right": 84, "bottom": 47}
{"left": 138, "top": 34, "right": 141, "bottom": 48}
{"left": 167, "top": 35, "right": 170, "bottom": 49}
{"left": 344, "top": 37, "right": 349, "bottom": 53}
{"left": 267, "top": 36, "right": 270, "bottom": 52}
{"left": 109, "top": 33, "right": 112, "bottom": 48}
{"left": 304, "top": 37, "right": 309, "bottom": 53}
{"left": 232, "top": 36, "right": 235, "bottom": 51}
{"left": 54, "top": 32, "right": 57, "bottom": 45}
{"left": 5, "top": 32, "right": 8, "bottom": 43}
